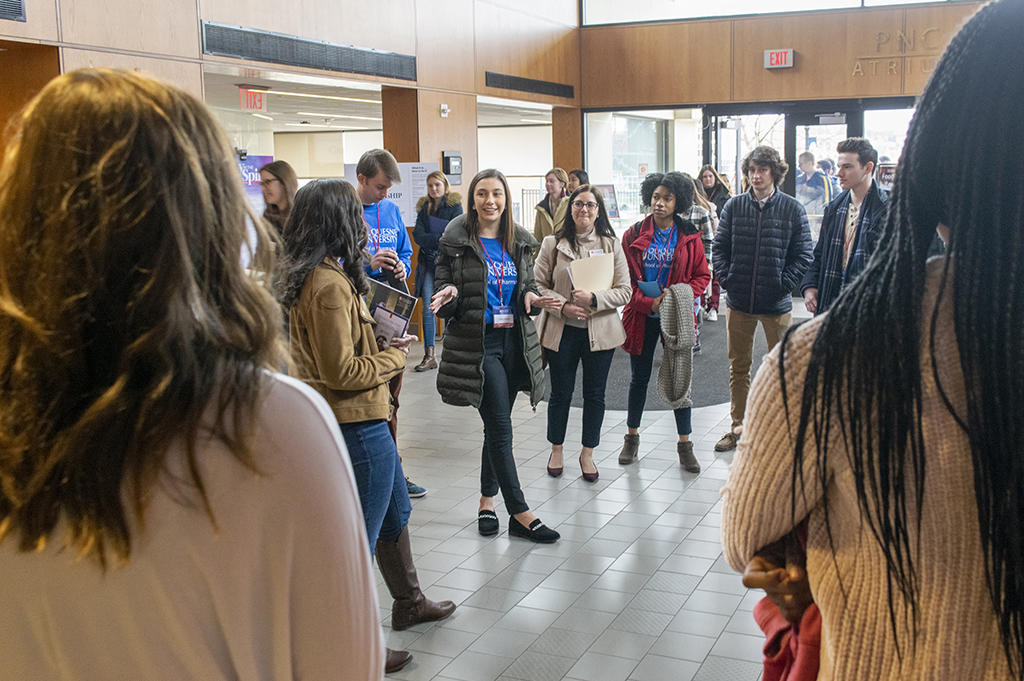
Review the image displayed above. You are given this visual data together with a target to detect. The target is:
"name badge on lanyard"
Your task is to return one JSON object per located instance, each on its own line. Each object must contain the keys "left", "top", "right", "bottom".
{"left": 493, "top": 305, "right": 514, "bottom": 328}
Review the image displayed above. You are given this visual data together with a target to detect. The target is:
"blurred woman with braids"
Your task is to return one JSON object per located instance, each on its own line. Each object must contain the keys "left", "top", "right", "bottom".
{"left": 722, "top": 2, "right": 1024, "bottom": 678}
{"left": 0, "top": 69, "right": 383, "bottom": 679}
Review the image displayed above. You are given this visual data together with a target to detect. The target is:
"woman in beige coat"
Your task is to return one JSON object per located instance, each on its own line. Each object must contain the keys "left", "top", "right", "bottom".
{"left": 534, "top": 185, "right": 631, "bottom": 482}
{"left": 533, "top": 167, "right": 570, "bottom": 242}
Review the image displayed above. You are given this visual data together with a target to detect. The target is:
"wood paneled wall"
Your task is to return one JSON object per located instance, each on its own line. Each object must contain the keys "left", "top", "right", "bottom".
{"left": 581, "top": 1, "right": 981, "bottom": 108}
{"left": 417, "top": 90, "right": 479, "bottom": 189}
{"left": 0, "top": 41, "right": 60, "bottom": 157}
{"left": 59, "top": 0, "right": 199, "bottom": 57}
{"left": 552, "top": 107, "right": 582, "bottom": 172}
{"left": 59, "top": 49, "right": 203, "bottom": 96}
{"left": 381, "top": 86, "right": 421, "bottom": 163}
{"left": 474, "top": 0, "right": 581, "bottom": 106}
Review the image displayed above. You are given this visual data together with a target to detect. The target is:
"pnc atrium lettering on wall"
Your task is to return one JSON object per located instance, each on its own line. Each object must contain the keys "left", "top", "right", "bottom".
{"left": 852, "top": 26, "right": 942, "bottom": 77}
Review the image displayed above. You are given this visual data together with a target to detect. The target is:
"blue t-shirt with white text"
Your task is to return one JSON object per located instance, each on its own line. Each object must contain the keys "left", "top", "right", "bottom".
{"left": 362, "top": 198, "right": 413, "bottom": 280}
{"left": 643, "top": 226, "right": 677, "bottom": 290}
{"left": 481, "top": 237, "right": 517, "bottom": 324}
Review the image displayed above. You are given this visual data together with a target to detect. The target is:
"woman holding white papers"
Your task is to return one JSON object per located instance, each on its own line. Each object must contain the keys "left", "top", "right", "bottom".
{"left": 278, "top": 179, "right": 455, "bottom": 673}
{"left": 535, "top": 185, "right": 631, "bottom": 482}
{"left": 618, "top": 172, "right": 710, "bottom": 472}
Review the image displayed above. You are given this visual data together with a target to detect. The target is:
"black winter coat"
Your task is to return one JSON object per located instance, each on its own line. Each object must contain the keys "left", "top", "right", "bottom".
{"left": 712, "top": 190, "right": 813, "bottom": 316}
{"left": 433, "top": 215, "right": 548, "bottom": 409}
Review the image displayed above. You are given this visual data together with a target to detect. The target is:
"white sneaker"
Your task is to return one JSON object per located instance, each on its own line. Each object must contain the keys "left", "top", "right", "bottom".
{"left": 706, "top": 309, "right": 718, "bottom": 322}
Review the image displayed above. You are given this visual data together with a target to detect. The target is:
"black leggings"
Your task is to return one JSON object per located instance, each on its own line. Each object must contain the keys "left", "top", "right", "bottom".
{"left": 477, "top": 325, "right": 530, "bottom": 515}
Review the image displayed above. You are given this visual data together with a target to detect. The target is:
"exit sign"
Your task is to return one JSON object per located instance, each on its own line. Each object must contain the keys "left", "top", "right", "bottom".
{"left": 240, "top": 89, "right": 268, "bottom": 112}
{"left": 764, "top": 49, "right": 794, "bottom": 69}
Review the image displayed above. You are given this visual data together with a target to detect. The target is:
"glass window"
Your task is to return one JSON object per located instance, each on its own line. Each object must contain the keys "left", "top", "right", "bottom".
{"left": 863, "top": 108, "right": 915, "bottom": 164}
{"left": 585, "top": 0, "right": 966, "bottom": 26}
{"left": 586, "top": 110, "right": 703, "bottom": 230}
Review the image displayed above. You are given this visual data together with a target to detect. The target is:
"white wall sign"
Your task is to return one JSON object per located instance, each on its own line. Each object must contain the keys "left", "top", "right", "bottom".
{"left": 344, "top": 162, "right": 440, "bottom": 227}
{"left": 764, "top": 49, "right": 794, "bottom": 69}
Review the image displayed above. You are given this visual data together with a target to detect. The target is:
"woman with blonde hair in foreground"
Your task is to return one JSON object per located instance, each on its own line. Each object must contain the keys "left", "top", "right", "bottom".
{"left": 0, "top": 69, "right": 383, "bottom": 680}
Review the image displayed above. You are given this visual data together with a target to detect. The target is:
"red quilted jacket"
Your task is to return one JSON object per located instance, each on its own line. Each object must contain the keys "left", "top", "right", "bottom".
{"left": 621, "top": 214, "right": 710, "bottom": 355}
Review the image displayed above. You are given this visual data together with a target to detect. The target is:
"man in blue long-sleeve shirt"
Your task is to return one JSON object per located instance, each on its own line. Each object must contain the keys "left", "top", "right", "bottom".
{"left": 356, "top": 149, "right": 413, "bottom": 287}
{"left": 355, "top": 149, "right": 426, "bottom": 499}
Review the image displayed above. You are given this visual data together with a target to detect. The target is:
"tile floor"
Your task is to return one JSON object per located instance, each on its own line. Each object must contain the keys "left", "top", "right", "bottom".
{"left": 380, "top": 352, "right": 770, "bottom": 681}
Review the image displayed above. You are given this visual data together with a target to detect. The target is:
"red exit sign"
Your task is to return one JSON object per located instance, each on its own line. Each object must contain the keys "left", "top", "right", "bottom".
{"left": 239, "top": 88, "right": 268, "bottom": 112}
{"left": 764, "top": 49, "right": 794, "bottom": 69}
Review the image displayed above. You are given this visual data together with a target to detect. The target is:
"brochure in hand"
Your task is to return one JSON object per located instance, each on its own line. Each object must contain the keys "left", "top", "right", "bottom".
{"left": 365, "top": 278, "right": 419, "bottom": 348}
{"left": 637, "top": 280, "right": 663, "bottom": 297}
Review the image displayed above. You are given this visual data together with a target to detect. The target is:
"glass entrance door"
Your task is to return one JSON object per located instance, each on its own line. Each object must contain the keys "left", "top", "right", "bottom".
{"left": 785, "top": 113, "right": 848, "bottom": 240}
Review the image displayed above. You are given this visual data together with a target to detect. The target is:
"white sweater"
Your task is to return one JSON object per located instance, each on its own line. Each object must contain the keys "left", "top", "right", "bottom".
{"left": 0, "top": 373, "right": 384, "bottom": 681}
{"left": 722, "top": 258, "right": 1011, "bottom": 680}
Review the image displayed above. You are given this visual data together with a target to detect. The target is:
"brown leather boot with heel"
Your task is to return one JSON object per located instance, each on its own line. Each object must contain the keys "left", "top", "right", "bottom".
{"left": 376, "top": 526, "right": 456, "bottom": 631}
{"left": 413, "top": 346, "right": 437, "bottom": 372}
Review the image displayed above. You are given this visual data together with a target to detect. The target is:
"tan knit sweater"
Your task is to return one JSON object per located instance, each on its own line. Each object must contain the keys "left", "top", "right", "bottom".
{"left": 721, "top": 258, "right": 1012, "bottom": 680}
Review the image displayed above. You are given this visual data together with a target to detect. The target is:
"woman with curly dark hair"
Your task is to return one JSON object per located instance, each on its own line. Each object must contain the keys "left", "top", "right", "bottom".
{"left": 0, "top": 69, "right": 383, "bottom": 680}
{"left": 278, "top": 179, "right": 455, "bottom": 674}
{"left": 617, "top": 172, "right": 709, "bottom": 472}
{"left": 723, "top": 2, "right": 1024, "bottom": 677}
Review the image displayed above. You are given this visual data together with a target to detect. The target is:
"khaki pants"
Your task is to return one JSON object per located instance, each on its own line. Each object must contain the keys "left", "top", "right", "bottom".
{"left": 726, "top": 307, "right": 792, "bottom": 428}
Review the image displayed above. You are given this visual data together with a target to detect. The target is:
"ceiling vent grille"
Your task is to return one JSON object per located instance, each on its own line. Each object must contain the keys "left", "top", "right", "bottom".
{"left": 485, "top": 72, "right": 574, "bottom": 100}
{"left": 202, "top": 22, "right": 416, "bottom": 82}
{"left": 0, "top": 0, "right": 26, "bottom": 22}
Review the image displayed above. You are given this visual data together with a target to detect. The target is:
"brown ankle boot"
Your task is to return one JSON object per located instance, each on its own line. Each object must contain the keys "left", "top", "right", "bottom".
{"left": 413, "top": 346, "right": 437, "bottom": 372}
{"left": 618, "top": 433, "right": 640, "bottom": 464}
{"left": 385, "top": 648, "right": 413, "bottom": 673}
{"left": 376, "top": 526, "right": 456, "bottom": 630}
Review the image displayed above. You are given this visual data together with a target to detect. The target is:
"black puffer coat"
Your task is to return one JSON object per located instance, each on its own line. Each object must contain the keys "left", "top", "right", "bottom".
{"left": 433, "top": 215, "right": 548, "bottom": 409}
{"left": 712, "top": 190, "right": 813, "bottom": 316}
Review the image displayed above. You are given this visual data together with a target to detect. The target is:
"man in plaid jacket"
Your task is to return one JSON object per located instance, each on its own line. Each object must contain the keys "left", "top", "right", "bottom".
{"left": 801, "top": 138, "right": 889, "bottom": 316}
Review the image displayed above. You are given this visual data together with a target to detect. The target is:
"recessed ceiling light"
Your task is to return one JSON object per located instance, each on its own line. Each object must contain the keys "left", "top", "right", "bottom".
{"left": 295, "top": 111, "right": 382, "bottom": 121}
{"left": 283, "top": 122, "right": 368, "bottom": 130}
{"left": 266, "top": 90, "right": 380, "bottom": 104}
{"left": 520, "top": 119, "right": 550, "bottom": 124}
{"left": 251, "top": 113, "right": 273, "bottom": 121}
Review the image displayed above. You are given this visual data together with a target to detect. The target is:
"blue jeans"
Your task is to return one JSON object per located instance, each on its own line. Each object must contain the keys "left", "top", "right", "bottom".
{"left": 419, "top": 265, "right": 435, "bottom": 348}
{"left": 546, "top": 325, "right": 615, "bottom": 449}
{"left": 478, "top": 326, "right": 530, "bottom": 515}
{"left": 338, "top": 419, "right": 412, "bottom": 555}
{"left": 627, "top": 316, "right": 692, "bottom": 435}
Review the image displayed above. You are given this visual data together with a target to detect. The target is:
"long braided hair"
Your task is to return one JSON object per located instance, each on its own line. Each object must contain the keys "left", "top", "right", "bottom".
{"left": 780, "top": 1, "right": 1024, "bottom": 673}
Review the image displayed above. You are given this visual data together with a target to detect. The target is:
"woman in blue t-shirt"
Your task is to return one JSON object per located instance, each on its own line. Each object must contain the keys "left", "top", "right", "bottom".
{"left": 619, "top": 172, "right": 710, "bottom": 471}
{"left": 431, "top": 169, "right": 562, "bottom": 543}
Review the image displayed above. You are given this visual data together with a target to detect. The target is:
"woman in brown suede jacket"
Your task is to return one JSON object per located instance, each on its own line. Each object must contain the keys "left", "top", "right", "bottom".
{"left": 277, "top": 179, "right": 454, "bottom": 674}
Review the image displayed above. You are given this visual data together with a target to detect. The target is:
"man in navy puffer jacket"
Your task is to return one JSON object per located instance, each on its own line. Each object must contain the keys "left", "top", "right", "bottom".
{"left": 712, "top": 146, "right": 813, "bottom": 451}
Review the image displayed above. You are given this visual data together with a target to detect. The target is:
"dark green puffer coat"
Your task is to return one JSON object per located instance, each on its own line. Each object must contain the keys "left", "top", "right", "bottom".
{"left": 434, "top": 215, "right": 548, "bottom": 409}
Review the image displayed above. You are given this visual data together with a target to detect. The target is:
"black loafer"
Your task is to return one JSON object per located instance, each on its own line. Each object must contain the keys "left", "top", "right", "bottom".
{"left": 478, "top": 510, "right": 499, "bottom": 537}
{"left": 508, "top": 516, "right": 560, "bottom": 543}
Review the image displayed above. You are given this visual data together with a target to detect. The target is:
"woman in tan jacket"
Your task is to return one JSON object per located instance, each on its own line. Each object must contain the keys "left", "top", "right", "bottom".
{"left": 277, "top": 179, "right": 454, "bottom": 674}
{"left": 534, "top": 185, "right": 631, "bottom": 482}
{"left": 533, "top": 167, "right": 570, "bottom": 242}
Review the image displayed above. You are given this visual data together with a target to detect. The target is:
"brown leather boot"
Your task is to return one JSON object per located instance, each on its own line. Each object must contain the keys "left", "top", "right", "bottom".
{"left": 413, "top": 346, "right": 437, "bottom": 372}
{"left": 376, "top": 526, "right": 456, "bottom": 631}
{"left": 385, "top": 648, "right": 413, "bottom": 673}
